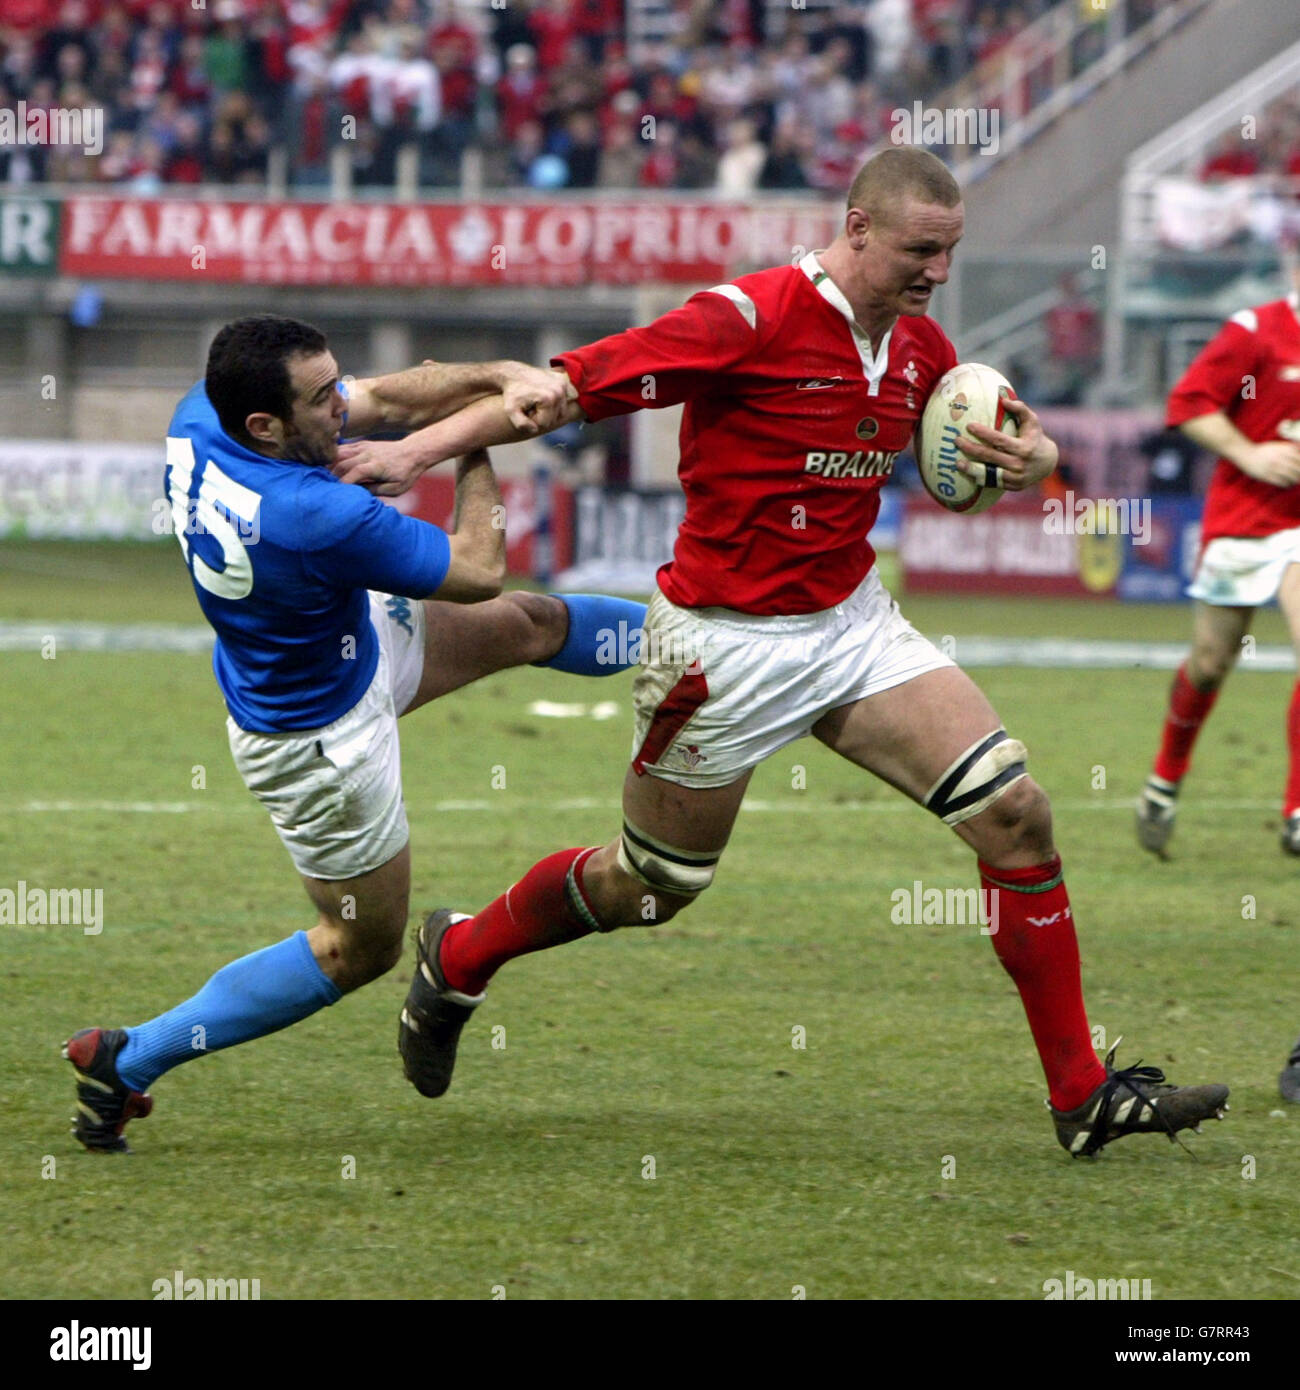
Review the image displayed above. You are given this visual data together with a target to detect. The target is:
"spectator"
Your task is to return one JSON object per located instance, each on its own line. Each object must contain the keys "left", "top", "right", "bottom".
{"left": 496, "top": 42, "right": 543, "bottom": 141}
{"left": 38, "top": 0, "right": 96, "bottom": 83}
{"left": 205, "top": 3, "right": 249, "bottom": 94}
{"left": 3, "top": 0, "right": 60, "bottom": 34}
{"left": 639, "top": 117, "right": 678, "bottom": 188}
{"left": 3, "top": 32, "right": 41, "bottom": 99}
{"left": 508, "top": 116, "right": 545, "bottom": 184}
{"left": 141, "top": 89, "right": 185, "bottom": 155}
{"left": 674, "top": 128, "right": 714, "bottom": 189}
{"left": 170, "top": 32, "right": 211, "bottom": 108}
{"left": 127, "top": 25, "right": 168, "bottom": 114}
{"left": 98, "top": 129, "right": 138, "bottom": 182}
{"left": 699, "top": 43, "right": 757, "bottom": 123}
{"left": 164, "top": 109, "right": 206, "bottom": 182}
{"left": 527, "top": 0, "right": 577, "bottom": 72}
{"left": 374, "top": 34, "right": 440, "bottom": 132}
{"left": 715, "top": 116, "right": 765, "bottom": 196}
{"left": 286, "top": 72, "right": 333, "bottom": 187}
{"left": 128, "top": 132, "right": 166, "bottom": 192}
{"left": 1, "top": 0, "right": 1100, "bottom": 194}
{"left": 554, "top": 108, "right": 602, "bottom": 188}
{"left": 91, "top": 3, "right": 136, "bottom": 73}
{"left": 368, "top": 0, "right": 425, "bottom": 60}
{"left": 1042, "top": 272, "right": 1102, "bottom": 405}
{"left": 595, "top": 116, "right": 643, "bottom": 188}
{"left": 1200, "top": 131, "right": 1261, "bottom": 181}
{"left": 572, "top": 0, "right": 621, "bottom": 63}
{"left": 865, "top": 0, "right": 913, "bottom": 78}
{"left": 758, "top": 114, "right": 810, "bottom": 189}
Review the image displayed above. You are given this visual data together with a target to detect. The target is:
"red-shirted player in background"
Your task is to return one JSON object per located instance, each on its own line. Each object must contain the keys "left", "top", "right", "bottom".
{"left": 338, "top": 148, "right": 1229, "bottom": 1155}
{"left": 1134, "top": 261, "right": 1300, "bottom": 1102}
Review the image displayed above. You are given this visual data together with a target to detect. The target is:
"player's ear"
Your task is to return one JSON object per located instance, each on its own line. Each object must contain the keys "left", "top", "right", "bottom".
{"left": 244, "top": 411, "right": 283, "bottom": 447}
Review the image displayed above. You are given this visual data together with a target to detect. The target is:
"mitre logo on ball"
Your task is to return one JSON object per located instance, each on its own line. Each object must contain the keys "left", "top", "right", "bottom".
{"left": 916, "top": 362, "right": 1019, "bottom": 515}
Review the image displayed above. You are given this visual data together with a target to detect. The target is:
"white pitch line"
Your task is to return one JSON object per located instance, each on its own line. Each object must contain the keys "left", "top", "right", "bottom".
{"left": 0, "top": 621, "right": 213, "bottom": 653}
{"left": 0, "top": 621, "right": 1293, "bottom": 670}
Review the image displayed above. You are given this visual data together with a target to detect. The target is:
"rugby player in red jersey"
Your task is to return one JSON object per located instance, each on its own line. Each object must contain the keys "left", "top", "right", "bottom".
{"left": 1131, "top": 269, "right": 1300, "bottom": 1102}
{"left": 338, "top": 147, "right": 1229, "bottom": 1155}
{"left": 1137, "top": 281, "right": 1300, "bottom": 858}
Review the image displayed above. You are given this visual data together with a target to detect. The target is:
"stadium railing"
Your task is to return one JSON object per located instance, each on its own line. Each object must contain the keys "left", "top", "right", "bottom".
{"left": 1121, "top": 40, "right": 1300, "bottom": 247}
{"left": 892, "top": 0, "right": 1212, "bottom": 183}
{"left": 1103, "top": 42, "right": 1300, "bottom": 404}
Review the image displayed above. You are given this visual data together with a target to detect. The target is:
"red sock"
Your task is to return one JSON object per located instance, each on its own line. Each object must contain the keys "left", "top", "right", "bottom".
{"left": 1285, "top": 682, "right": 1300, "bottom": 818}
{"left": 979, "top": 856, "right": 1105, "bottom": 1112}
{"left": 439, "top": 847, "right": 603, "bottom": 995}
{"left": 1153, "top": 662, "right": 1219, "bottom": 784}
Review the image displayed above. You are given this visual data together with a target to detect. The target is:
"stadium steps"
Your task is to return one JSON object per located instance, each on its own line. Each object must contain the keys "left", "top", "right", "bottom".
{"left": 959, "top": 0, "right": 1300, "bottom": 255}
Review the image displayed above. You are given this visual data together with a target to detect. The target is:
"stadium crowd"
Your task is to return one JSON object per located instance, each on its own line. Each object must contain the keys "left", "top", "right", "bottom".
{"left": 1198, "top": 93, "right": 1300, "bottom": 187}
{"left": 1, "top": 0, "right": 1084, "bottom": 192}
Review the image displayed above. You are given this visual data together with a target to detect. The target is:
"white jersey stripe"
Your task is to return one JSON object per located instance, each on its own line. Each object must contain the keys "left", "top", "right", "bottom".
{"left": 704, "top": 283, "right": 758, "bottom": 331}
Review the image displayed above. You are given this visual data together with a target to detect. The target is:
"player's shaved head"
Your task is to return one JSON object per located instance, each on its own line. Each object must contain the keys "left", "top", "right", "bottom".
{"left": 847, "top": 147, "right": 960, "bottom": 226}
{"left": 207, "top": 315, "right": 329, "bottom": 444}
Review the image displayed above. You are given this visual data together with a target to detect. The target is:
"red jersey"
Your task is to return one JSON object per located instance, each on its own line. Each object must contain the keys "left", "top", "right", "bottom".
{"left": 1166, "top": 295, "right": 1300, "bottom": 545}
{"left": 554, "top": 254, "right": 958, "bottom": 614}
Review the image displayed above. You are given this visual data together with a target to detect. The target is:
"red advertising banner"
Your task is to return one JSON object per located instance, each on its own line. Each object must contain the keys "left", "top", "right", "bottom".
{"left": 58, "top": 197, "right": 840, "bottom": 287}
{"left": 385, "top": 472, "right": 573, "bottom": 575}
{"left": 900, "top": 493, "right": 1124, "bottom": 598}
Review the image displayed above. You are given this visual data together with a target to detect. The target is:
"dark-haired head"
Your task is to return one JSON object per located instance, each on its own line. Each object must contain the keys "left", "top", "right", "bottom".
{"left": 205, "top": 316, "right": 342, "bottom": 463}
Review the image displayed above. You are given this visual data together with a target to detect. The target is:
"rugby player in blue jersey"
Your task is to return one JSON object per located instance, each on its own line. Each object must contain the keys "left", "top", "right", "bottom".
{"left": 62, "top": 315, "right": 646, "bottom": 1152}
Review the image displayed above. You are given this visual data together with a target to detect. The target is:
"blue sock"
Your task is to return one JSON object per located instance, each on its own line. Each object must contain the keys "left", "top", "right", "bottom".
{"left": 533, "top": 594, "right": 647, "bottom": 676}
{"left": 116, "top": 931, "right": 341, "bottom": 1092}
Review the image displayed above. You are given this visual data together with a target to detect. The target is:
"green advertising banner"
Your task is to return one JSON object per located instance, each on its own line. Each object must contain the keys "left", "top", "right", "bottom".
{"left": 0, "top": 197, "right": 60, "bottom": 276}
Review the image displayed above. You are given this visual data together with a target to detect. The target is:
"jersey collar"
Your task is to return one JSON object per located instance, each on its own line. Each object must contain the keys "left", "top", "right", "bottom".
{"left": 798, "top": 250, "right": 891, "bottom": 396}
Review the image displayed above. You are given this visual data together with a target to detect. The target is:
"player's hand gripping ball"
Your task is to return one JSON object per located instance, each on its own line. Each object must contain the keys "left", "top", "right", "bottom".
{"left": 917, "top": 363, "right": 1019, "bottom": 514}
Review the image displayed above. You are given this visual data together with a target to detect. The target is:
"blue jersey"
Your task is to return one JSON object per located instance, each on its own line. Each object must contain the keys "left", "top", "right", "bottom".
{"left": 164, "top": 382, "right": 450, "bottom": 733}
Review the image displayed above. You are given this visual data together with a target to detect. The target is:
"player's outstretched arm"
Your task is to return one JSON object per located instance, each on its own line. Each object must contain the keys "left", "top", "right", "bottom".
{"left": 429, "top": 449, "right": 508, "bottom": 603}
{"left": 333, "top": 377, "right": 585, "bottom": 496}
{"left": 1178, "top": 411, "right": 1300, "bottom": 487}
{"left": 342, "top": 359, "right": 570, "bottom": 437}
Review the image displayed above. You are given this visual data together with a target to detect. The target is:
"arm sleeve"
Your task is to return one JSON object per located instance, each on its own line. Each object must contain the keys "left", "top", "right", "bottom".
{"left": 296, "top": 472, "right": 451, "bottom": 598}
{"left": 934, "top": 326, "right": 958, "bottom": 380}
{"left": 1167, "top": 316, "right": 1260, "bottom": 427}
{"left": 914, "top": 321, "right": 959, "bottom": 407}
{"left": 552, "top": 286, "right": 762, "bottom": 421}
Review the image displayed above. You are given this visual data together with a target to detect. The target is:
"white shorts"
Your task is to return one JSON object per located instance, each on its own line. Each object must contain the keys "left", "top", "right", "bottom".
{"left": 630, "top": 568, "right": 953, "bottom": 789}
{"left": 227, "top": 592, "right": 427, "bottom": 880}
{"left": 1188, "top": 527, "right": 1300, "bottom": 606}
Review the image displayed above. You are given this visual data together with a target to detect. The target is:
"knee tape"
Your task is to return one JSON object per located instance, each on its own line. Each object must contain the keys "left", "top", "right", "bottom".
{"left": 923, "top": 728, "right": 1028, "bottom": 826}
{"left": 617, "top": 819, "right": 720, "bottom": 898}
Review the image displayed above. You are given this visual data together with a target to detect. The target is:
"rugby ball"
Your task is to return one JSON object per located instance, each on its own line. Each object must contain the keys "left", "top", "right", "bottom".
{"left": 916, "top": 363, "right": 1018, "bottom": 514}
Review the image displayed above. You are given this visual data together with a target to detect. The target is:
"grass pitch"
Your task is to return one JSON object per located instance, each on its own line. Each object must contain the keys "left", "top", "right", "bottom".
{"left": 1, "top": 541, "right": 1298, "bottom": 1300}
